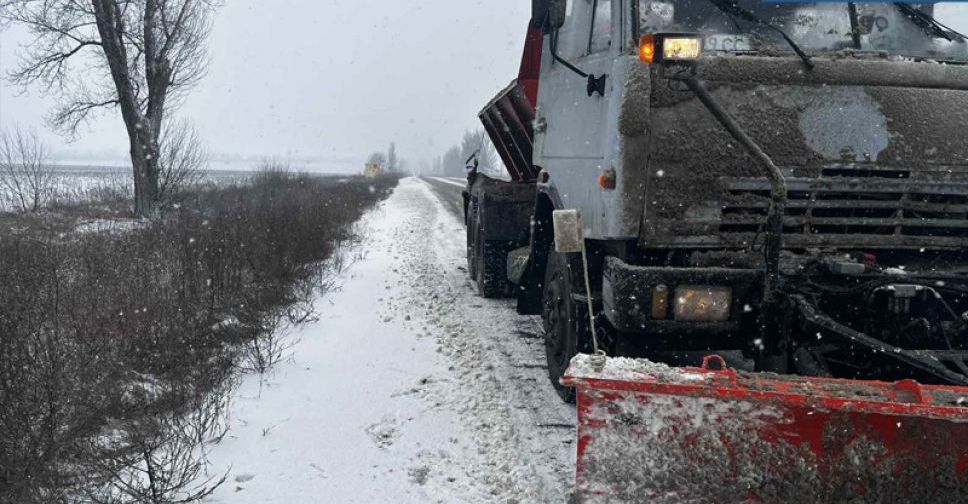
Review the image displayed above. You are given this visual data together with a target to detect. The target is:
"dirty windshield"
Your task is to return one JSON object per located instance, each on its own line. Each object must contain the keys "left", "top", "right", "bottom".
{"left": 640, "top": 1, "right": 968, "bottom": 62}
{"left": 3, "top": 0, "right": 968, "bottom": 503}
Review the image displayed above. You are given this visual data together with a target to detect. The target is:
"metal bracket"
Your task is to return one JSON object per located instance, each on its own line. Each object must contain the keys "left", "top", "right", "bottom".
{"left": 792, "top": 294, "right": 968, "bottom": 386}
{"left": 586, "top": 74, "right": 607, "bottom": 97}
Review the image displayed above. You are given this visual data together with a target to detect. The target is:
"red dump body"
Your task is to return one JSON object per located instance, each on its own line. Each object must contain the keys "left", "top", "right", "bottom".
{"left": 477, "top": 24, "right": 542, "bottom": 183}
{"left": 563, "top": 354, "right": 968, "bottom": 504}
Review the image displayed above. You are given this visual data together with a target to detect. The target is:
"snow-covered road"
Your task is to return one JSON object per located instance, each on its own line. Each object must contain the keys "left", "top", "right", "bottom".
{"left": 206, "top": 178, "right": 575, "bottom": 503}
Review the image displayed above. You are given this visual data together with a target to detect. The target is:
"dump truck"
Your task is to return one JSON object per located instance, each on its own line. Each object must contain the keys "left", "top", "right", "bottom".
{"left": 464, "top": 0, "right": 968, "bottom": 501}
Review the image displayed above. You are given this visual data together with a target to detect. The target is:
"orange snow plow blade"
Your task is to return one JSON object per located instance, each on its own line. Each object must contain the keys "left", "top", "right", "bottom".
{"left": 562, "top": 354, "right": 968, "bottom": 504}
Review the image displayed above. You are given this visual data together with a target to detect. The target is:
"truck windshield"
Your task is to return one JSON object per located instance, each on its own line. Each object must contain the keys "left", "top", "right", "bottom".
{"left": 639, "top": 1, "right": 968, "bottom": 63}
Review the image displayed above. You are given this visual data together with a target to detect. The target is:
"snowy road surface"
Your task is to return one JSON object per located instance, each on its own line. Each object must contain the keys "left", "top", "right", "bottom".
{"left": 206, "top": 177, "right": 575, "bottom": 503}
{"left": 428, "top": 176, "right": 468, "bottom": 188}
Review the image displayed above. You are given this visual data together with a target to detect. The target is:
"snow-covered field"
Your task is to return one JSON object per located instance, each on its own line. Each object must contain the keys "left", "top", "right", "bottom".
{"left": 0, "top": 165, "right": 254, "bottom": 211}
{"left": 205, "top": 178, "right": 575, "bottom": 503}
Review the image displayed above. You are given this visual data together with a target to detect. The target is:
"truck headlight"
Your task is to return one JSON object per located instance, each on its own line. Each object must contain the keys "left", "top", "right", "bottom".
{"left": 662, "top": 36, "right": 701, "bottom": 61}
{"left": 639, "top": 33, "right": 703, "bottom": 64}
{"left": 674, "top": 286, "right": 731, "bottom": 322}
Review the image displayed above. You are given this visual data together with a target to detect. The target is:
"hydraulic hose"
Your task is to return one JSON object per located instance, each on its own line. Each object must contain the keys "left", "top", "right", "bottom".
{"left": 681, "top": 76, "right": 787, "bottom": 304}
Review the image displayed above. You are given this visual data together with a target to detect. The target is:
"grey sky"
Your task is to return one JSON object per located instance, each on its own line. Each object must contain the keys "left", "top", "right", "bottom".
{"left": 0, "top": 1, "right": 531, "bottom": 173}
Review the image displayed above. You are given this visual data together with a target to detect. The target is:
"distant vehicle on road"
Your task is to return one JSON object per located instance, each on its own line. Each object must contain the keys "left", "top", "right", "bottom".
{"left": 364, "top": 162, "right": 383, "bottom": 180}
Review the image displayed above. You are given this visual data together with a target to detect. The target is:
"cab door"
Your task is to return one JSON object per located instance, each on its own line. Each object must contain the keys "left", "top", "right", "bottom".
{"left": 534, "top": 0, "right": 622, "bottom": 237}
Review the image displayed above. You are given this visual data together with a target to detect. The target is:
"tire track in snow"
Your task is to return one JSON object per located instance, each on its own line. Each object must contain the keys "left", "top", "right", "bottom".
{"left": 391, "top": 178, "right": 576, "bottom": 503}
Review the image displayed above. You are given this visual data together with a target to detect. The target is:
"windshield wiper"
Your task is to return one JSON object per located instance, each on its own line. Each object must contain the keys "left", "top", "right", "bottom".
{"left": 705, "top": 0, "right": 814, "bottom": 70}
{"left": 894, "top": 3, "right": 966, "bottom": 43}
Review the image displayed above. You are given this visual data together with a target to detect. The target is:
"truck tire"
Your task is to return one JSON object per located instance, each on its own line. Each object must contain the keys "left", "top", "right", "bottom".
{"left": 475, "top": 221, "right": 509, "bottom": 298}
{"left": 466, "top": 209, "right": 478, "bottom": 280}
{"left": 542, "top": 251, "right": 579, "bottom": 402}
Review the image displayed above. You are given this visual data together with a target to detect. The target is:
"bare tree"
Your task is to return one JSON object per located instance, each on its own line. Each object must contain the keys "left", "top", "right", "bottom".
{"left": 396, "top": 157, "right": 409, "bottom": 175}
{"left": 441, "top": 145, "right": 463, "bottom": 177}
{"left": 386, "top": 142, "right": 397, "bottom": 172}
{"left": 460, "top": 129, "right": 498, "bottom": 175}
{"left": 480, "top": 136, "right": 499, "bottom": 175}
{"left": 0, "top": 126, "right": 53, "bottom": 212}
{"left": 367, "top": 151, "right": 387, "bottom": 168}
{"left": 1, "top": 0, "right": 221, "bottom": 217}
{"left": 157, "top": 118, "right": 205, "bottom": 207}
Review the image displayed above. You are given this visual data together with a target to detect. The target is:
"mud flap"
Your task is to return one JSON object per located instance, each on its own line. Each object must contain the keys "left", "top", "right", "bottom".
{"left": 507, "top": 245, "right": 531, "bottom": 285}
{"left": 562, "top": 354, "right": 968, "bottom": 504}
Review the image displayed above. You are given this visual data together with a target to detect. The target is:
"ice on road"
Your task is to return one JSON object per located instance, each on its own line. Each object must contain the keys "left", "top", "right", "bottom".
{"left": 206, "top": 178, "right": 575, "bottom": 503}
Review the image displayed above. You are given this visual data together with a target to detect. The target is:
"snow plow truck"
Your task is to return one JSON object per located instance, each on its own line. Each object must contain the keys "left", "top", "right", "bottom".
{"left": 463, "top": 0, "right": 968, "bottom": 501}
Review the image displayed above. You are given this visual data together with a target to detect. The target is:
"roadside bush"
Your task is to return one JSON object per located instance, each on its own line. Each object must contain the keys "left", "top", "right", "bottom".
{"left": 0, "top": 169, "right": 398, "bottom": 502}
{"left": 0, "top": 127, "right": 53, "bottom": 213}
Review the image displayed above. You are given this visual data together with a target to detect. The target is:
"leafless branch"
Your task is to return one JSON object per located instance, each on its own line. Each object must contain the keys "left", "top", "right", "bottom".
{"left": 157, "top": 117, "right": 206, "bottom": 206}
{"left": 83, "top": 405, "right": 229, "bottom": 504}
{"left": 0, "top": 126, "right": 53, "bottom": 212}
{"left": 1, "top": 0, "right": 221, "bottom": 216}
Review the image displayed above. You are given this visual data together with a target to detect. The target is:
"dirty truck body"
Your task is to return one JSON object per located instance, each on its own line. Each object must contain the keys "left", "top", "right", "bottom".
{"left": 466, "top": 0, "right": 968, "bottom": 400}
{"left": 466, "top": 1, "right": 968, "bottom": 498}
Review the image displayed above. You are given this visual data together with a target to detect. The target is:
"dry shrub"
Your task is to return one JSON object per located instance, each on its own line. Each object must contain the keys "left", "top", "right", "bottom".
{"left": 0, "top": 168, "right": 399, "bottom": 502}
{"left": 0, "top": 127, "right": 53, "bottom": 213}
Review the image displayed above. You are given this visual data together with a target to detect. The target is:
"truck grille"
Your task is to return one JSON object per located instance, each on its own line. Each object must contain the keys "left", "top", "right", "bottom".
{"left": 719, "top": 174, "right": 968, "bottom": 248}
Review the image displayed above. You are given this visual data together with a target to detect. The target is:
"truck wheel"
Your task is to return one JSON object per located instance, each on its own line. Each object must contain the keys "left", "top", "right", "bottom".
{"left": 542, "top": 251, "right": 578, "bottom": 403}
{"left": 476, "top": 224, "right": 509, "bottom": 298}
{"left": 466, "top": 210, "right": 478, "bottom": 280}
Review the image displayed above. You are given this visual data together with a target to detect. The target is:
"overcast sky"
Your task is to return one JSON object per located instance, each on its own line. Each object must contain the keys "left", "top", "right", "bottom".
{"left": 0, "top": 1, "right": 531, "bottom": 173}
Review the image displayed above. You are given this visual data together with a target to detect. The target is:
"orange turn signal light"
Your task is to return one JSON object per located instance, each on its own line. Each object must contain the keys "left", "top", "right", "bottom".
{"left": 639, "top": 33, "right": 703, "bottom": 64}
{"left": 639, "top": 34, "right": 656, "bottom": 63}
{"left": 598, "top": 170, "right": 616, "bottom": 190}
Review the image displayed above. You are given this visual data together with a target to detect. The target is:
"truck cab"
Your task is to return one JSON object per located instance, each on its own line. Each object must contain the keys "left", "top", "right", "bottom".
{"left": 467, "top": 0, "right": 968, "bottom": 400}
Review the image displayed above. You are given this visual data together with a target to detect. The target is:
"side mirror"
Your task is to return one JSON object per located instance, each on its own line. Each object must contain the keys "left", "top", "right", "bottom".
{"left": 533, "top": 0, "right": 566, "bottom": 33}
{"left": 465, "top": 152, "right": 479, "bottom": 175}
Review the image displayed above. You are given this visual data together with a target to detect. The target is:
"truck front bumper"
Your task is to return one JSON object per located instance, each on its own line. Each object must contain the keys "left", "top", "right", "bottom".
{"left": 602, "top": 256, "right": 762, "bottom": 338}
